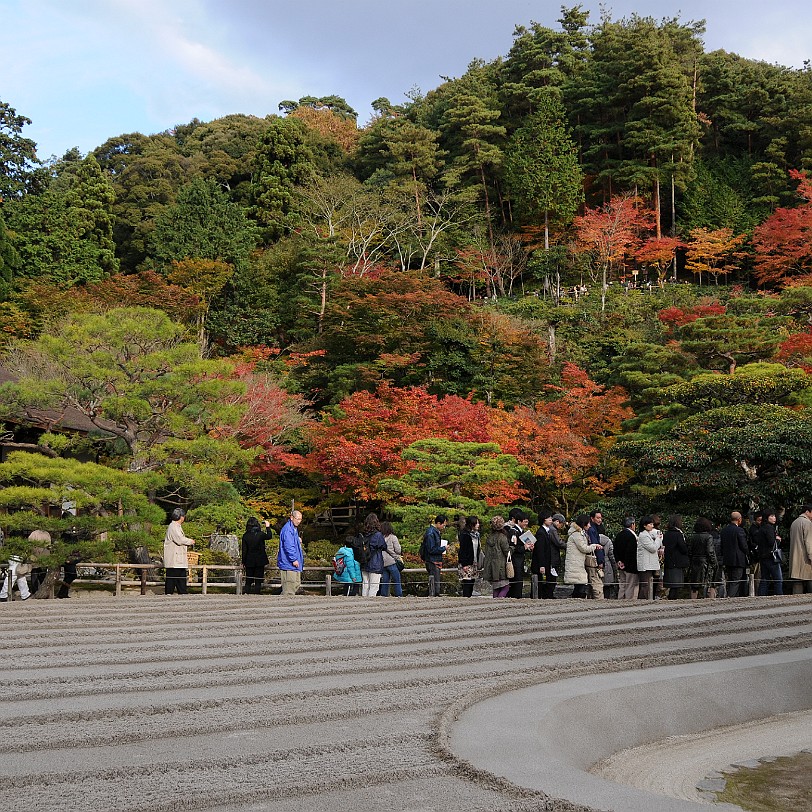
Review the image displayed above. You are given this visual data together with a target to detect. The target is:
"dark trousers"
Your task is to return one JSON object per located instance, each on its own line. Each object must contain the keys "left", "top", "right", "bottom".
{"left": 725, "top": 566, "right": 747, "bottom": 597}
{"left": 165, "top": 567, "right": 188, "bottom": 595}
{"left": 461, "top": 580, "right": 475, "bottom": 597}
{"left": 508, "top": 555, "right": 525, "bottom": 598}
{"left": 571, "top": 584, "right": 587, "bottom": 598}
{"left": 425, "top": 560, "right": 441, "bottom": 596}
{"left": 244, "top": 566, "right": 265, "bottom": 594}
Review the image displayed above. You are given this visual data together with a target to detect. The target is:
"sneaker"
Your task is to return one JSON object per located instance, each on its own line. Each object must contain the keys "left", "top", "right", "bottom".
{"left": 21, "top": 595, "right": 33, "bottom": 601}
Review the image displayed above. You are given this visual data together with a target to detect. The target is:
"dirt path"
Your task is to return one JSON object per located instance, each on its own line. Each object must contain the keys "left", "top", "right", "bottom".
{"left": 1, "top": 595, "right": 810, "bottom": 811}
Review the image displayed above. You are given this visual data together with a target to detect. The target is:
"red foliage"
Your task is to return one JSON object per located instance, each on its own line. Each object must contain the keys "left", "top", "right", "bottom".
{"left": 219, "top": 365, "right": 310, "bottom": 475}
{"left": 776, "top": 330, "right": 812, "bottom": 372}
{"left": 307, "top": 383, "right": 499, "bottom": 499}
{"left": 658, "top": 303, "right": 726, "bottom": 328}
{"left": 753, "top": 171, "right": 812, "bottom": 287}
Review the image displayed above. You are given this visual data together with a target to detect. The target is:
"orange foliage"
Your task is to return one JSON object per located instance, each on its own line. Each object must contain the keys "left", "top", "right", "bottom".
{"left": 288, "top": 106, "right": 360, "bottom": 153}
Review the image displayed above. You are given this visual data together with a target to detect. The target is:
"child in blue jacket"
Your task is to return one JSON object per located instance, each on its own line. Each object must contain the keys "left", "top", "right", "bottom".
{"left": 333, "top": 543, "right": 362, "bottom": 596}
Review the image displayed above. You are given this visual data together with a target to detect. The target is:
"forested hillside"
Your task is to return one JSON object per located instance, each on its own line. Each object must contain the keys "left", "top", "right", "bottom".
{"left": 2, "top": 9, "right": 812, "bottom": 559}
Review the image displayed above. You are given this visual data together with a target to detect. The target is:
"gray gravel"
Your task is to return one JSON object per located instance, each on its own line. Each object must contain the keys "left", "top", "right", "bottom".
{"left": 2, "top": 594, "right": 810, "bottom": 811}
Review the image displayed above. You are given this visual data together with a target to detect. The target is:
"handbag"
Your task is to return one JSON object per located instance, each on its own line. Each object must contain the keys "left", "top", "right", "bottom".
{"left": 584, "top": 553, "right": 599, "bottom": 568}
{"left": 393, "top": 554, "right": 405, "bottom": 572}
{"left": 772, "top": 543, "right": 785, "bottom": 564}
{"left": 505, "top": 550, "right": 515, "bottom": 579}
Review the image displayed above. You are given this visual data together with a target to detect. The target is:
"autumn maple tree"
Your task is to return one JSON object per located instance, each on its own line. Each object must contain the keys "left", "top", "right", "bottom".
{"left": 752, "top": 170, "right": 812, "bottom": 287}
{"left": 572, "top": 195, "right": 652, "bottom": 310}
{"left": 635, "top": 236, "right": 682, "bottom": 286}
{"left": 684, "top": 227, "right": 745, "bottom": 285}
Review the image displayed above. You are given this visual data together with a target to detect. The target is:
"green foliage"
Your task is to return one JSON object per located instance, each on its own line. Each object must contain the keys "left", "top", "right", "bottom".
{"left": 0, "top": 450, "right": 163, "bottom": 564}
{"left": 0, "top": 99, "right": 39, "bottom": 198}
{"left": 250, "top": 118, "right": 317, "bottom": 242}
{"left": 6, "top": 154, "right": 118, "bottom": 287}
{"left": 379, "top": 437, "right": 527, "bottom": 538}
{"left": 150, "top": 176, "right": 256, "bottom": 270}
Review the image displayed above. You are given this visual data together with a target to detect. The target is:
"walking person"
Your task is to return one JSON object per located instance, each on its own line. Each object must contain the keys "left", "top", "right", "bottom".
{"left": 636, "top": 516, "right": 662, "bottom": 600}
{"left": 789, "top": 505, "right": 812, "bottom": 594}
{"left": 756, "top": 508, "right": 783, "bottom": 596}
{"left": 601, "top": 533, "right": 619, "bottom": 599}
{"left": 379, "top": 521, "right": 403, "bottom": 597}
{"left": 360, "top": 513, "right": 386, "bottom": 597}
{"left": 689, "top": 517, "right": 718, "bottom": 599}
{"left": 421, "top": 515, "right": 447, "bottom": 597}
{"left": 278, "top": 510, "right": 305, "bottom": 596}
{"left": 163, "top": 509, "right": 195, "bottom": 595}
{"left": 663, "top": 515, "right": 690, "bottom": 599}
{"left": 505, "top": 509, "right": 530, "bottom": 599}
{"left": 457, "top": 516, "right": 481, "bottom": 598}
{"left": 614, "top": 517, "right": 639, "bottom": 599}
{"left": 242, "top": 516, "right": 272, "bottom": 594}
{"left": 720, "top": 511, "right": 750, "bottom": 598}
{"left": 532, "top": 512, "right": 557, "bottom": 599}
{"left": 564, "top": 514, "right": 602, "bottom": 598}
{"left": 586, "top": 510, "right": 606, "bottom": 600}
{"left": 482, "top": 516, "right": 511, "bottom": 598}
{"left": 333, "top": 537, "right": 362, "bottom": 596}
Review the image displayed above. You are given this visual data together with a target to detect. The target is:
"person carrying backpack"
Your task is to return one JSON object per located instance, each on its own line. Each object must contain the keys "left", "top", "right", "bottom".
{"left": 333, "top": 538, "right": 362, "bottom": 596}
{"left": 360, "top": 513, "right": 387, "bottom": 597}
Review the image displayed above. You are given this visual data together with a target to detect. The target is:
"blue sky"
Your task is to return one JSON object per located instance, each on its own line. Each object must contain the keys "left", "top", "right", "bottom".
{"left": 2, "top": 0, "right": 810, "bottom": 160}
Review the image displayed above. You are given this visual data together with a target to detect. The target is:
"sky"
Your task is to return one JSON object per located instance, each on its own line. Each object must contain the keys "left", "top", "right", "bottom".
{"left": 2, "top": 0, "right": 810, "bottom": 160}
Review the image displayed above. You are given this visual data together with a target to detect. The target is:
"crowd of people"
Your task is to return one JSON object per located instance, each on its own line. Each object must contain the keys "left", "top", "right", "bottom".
{"left": 4, "top": 504, "right": 810, "bottom": 600}
{"left": 328, "top": 506, "right": 812, "bottom": 600}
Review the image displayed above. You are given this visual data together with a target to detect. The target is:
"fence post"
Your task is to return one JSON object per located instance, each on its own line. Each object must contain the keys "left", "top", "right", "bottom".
{"left": 202, "top": 565, "right": 208, "bottom": 595}
{"left": 235, "top": 565, "right": 242, "bottom": 595}
{"left": 115, "top": 564, "right": 121, "bottom": 597}
{"left": 749, "top": 572, "right": 756, "bottom": 597}
{"left": 531, "top": 574, "right": 538, "bottom": 599}
{"left": 140, "top": 565, "right": 147, "bottom": 596}
{"left": 325, "top": 572, "right": 331, "bottom": 597}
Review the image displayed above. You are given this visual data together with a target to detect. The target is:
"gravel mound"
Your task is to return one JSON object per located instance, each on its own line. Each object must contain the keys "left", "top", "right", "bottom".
{"left": 2, "top": 594, "right": 810, "bottom": 811}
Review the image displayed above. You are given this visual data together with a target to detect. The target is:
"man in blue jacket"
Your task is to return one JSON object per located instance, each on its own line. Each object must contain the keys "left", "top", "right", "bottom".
{"left": 278, "top": 510, "right": 304, "bottom": 596}
{"left": 422, "top": 515, "right": 447, "bottom": 597}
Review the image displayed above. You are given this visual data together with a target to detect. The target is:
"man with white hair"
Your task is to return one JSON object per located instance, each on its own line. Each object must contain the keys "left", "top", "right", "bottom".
{"left": 278, "top": 510, "right": 304, "bottom": 596}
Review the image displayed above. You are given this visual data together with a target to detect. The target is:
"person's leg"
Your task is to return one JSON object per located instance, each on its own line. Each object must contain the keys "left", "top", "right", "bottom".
{"left": 587, "top": 567, "right": 604, "bottom": 599}
{"left": 361, "top": 571, "right": 371, "bottom": 597}
{"left": 493, "top": 584, "right": 510, "bottom": 598}
{"left": 165, "top": 567, "right": 177, "bottom": 595}
{"left": 369, "top": 572, "right": 381, "bottom": 597}
{"left": 571, "top": 584, "right": 587, "bottom": 598}
{"left": 280, "top": 569, "right": 299, "bottom": 596}
{"left": 757, "top": 565, "right": 768, "bottom": 596}
{"left": 626, "top": 573, "right": 639, "bottom": 600}
{"left": 379, "top": 566, "right": 391, "bottom": 597}
{"left": 176, "top": 569, "right": 188, "bottom": 595}
{"left": 17, "top": 575, "right": 31, "bottom": 599}
{"left": 392, "top": 565, "right": 402, "bottom": 597}
{"left": 461, "top": 580, "right": 474, "bottom": 597}
{"left": 426, "top": 561, "right": 441, "bottom": 596}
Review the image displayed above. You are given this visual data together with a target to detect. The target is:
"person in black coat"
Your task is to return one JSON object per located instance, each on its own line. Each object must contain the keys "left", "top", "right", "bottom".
{"left": 756, "top": 508, "right": 783, "bottom": 596}
{"left": 663, "top": 515, "right": 690, "bottom": 599}
{"left": 531, "top": 512, "right": 555, "bottom": 599}
{"left": 613, "top": 517, "right": 639, "bottom": 599}
{"left": 242, "top": 517, "right": 273, "bottom": 594}
{"left": 505, "top": 508, "right": 530, "bottom": 599}
{"left": 720, "top": 511, "right": 750, "bottom": 597}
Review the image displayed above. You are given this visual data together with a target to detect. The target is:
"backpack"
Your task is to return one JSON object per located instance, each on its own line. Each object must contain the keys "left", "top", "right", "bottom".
{"left": 355, "top": 536, "right": 370, "bottom": 566}
{"left": 332, "top": 553, "right": 346, "bottom": 576}
{"left": 419, "top": 530, "right": 429, "bottom": 561}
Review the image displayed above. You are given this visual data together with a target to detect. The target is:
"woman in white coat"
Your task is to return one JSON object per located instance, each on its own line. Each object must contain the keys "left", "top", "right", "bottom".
{"left": 637, "top": 515, "right": 663, "bottom": 600}
{"left": 564, "top": 514, "right": 602, "bottom": 598}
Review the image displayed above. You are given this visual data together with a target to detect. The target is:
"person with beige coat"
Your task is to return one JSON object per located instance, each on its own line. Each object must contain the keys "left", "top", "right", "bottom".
{"left": 789, "top": 506, "right": 812, "bottom": 594}
{"left": 163, "top": 508, "right": 195, "bottom": 595}
{"left": 564, "top": 514, "right": 602, "bottom": 598}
